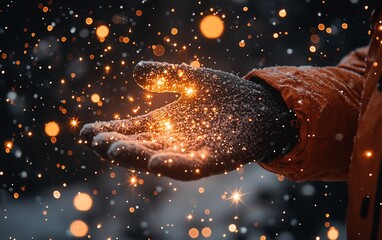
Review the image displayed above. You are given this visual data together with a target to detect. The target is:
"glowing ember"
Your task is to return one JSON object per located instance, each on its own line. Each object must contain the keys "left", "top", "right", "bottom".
{"left": 200, "top": 15, "right": 224, "bottom": 39}
{"left": 278, "top": 9, "right": 287, "bottom": 18}
{"left": 153, "top": 44, "right": 165, "bottom": 56}
{"left": 185, "top": 87, "right": 195, "bottom": 96}
{"left": 70, "top": 118, "right": 79, "bottom": 127}
{"left": 5, "top": 141, "right": 13, "bottom": 149}
{"left": 53, "top": 190, "right": 61, "bottom": 199}
{"left": 228, "top": 224, "right": 236, "bottom": 232}
{"left": 188, "top": 228, "right": 199, "bottom": 239}
{"left": 45, "top": 121, "right": 60, "bottom": 137}
{"left": 227, "top": 188, "right": 245, "bottom": 206}
{"left": 91, "top": 93, "right": 100, "bottom": 103}
{"left": 96, "top": 25, "right": 109, "bottom": 38}
{"left": 327, "top": 226, "right": 339, "bottom": 240}
{"left": 190, "top": 60, "right": 201, "bottom": 67}
{"left": 85, "top": 17, "right": 93, "bottom": 25}
{"left": 70, "top": 220, "right": 88, "bottom": 237}
{"left": 73, "top": 192, "right": 93, "bottom": 211}
{"left": 201, "top": 227, "right": 212, "bottom": 238}
{"left": 130, "top": 177, "right": 136, "bottom": 183}
{"left": 364, "top": 150, "right": 373, "bottom": 158}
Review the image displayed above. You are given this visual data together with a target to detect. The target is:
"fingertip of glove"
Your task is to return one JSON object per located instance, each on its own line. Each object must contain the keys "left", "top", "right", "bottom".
{"left": 79, "top": 123, "right": 98, "bottom": 146}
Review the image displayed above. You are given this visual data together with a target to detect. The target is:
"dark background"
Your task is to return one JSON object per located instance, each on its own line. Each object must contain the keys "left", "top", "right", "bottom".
{"left": 0, "top": 0, "right": 375, "bottom": 239}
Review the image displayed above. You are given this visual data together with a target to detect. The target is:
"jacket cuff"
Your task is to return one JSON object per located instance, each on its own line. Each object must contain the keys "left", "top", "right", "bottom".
{"left": 244, "top": 65, "right": 364, "bottom": 181}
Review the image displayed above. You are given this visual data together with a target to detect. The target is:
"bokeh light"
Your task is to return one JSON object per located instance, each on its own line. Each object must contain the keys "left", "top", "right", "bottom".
{"left": 153, "top": 44, "right": 165, "bottom": 56}
{"left": 327, "top": 226, "right": 339, "bottom": 240}
{"left": 96, "top": 25, "right": 109, "bottom": 38}
{"left": 70, "top": 220, "right": 88, "bottom": 237}
{"left": 90, "top": 93, "right": 100, "bottom": 103}
{"left": 199, "top": 15, "right": 224, "bottom": 39}
{"left": 188, "top": 228, "right": 199, "bottom": 239}
{"left": 201, "top": 227, "right": 212, "bottom": 238}
{"left": 73, "top": 192, "right": 93, "bottom": 211}
{"left": 279, "top": 9, "right": 287, "bottom": 18}
{"left": 45, "top": 121, "right": 60, "bottom": 137}
{"left": 53, "top": 190, "right": 61, "bottom": 199}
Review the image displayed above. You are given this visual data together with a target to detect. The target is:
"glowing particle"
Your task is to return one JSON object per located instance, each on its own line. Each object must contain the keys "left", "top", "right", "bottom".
{"left": 47, "top": 25, "right": 53, "bottom": 31}
{"left": 129, "top": 207, "right": 135, "bottom": 213}
{"left": 227, "top": 188, "right": 245, "bottom": 205}
{"left": 228, "top": 224, "right": 236, "bottom": 232}
{"left": 239, "top": 40, "right": 246, "bottom": 47}
{"left": 273, "top": 33, "right": 279, "bottom": 38}
{"left": 243, "top": 6, "right": 248, "bottom": 12}
{"left": 122, "top": 36, "right": 130, "bottom": 43}
{"left": 190, "top": 60, "right": 201, "bottom": 67}
{"left": 327, "top": 226, "right": 339, "bottom": 240}
{"left": 341, "top": 23, "right": 348, "bottom": 29}
{"left": 73, "top": 192, "right": 93, "bottom": 211}
{"left": 129, "top": 175, "right": 139, "bottom": 187}
{"left": 200, "top": 15, "right": 224, "bottom": 39}
{"left": 279, "top": 9, "right": 287, "bottom": 18}
{"left": 13, "top": 192, "right": 19, "bottom": 199}
{"left": 189, "top": 228, "right": 199, "bottom": 239}
{"left": 364, "top": 150, "right": 373, "bottom": 158}
{"left": 164, "top": 121, "right": 172, "bottom": 130}
{"left": 260, "top": 236, "right": 267, "bottom": 240}
{"left": 326, "top": 27, "right": 332, "bottom": 34}
{"left": 171, "top": 28, "right": 178, "bottom": 35}
{"left": 221, "top": 193, "right": 227, "bottom": 200}
{"left": 277, "top": 175, "right": 285, "bottom": 181}
{"left": 96, "top": 25, "right": 109, "bottom": 38}
{"left": 201, "top": 227, "right": 212, "bottom": 238}
{"left": 91, "top": 93, "right": 100, "bottom": 103}
{"left": 310, "top": 34, "right": 320, "bottom": 43}
{"left": 136, "top": 10, "right": 143, "bottom": 16}
{"left": 45, "top": 121, "right": 60, "bottom": 137}
{"left": 5, "top": 141, "right": 13, "bottom": 150}
{"left": 309, "top": 46, "right": 316, "bottom": 53}
{"left": 153, "top": 44, "right": 165, "bottom": 56}
{"left": 85, "top": 17, "right": 93, "bottom": 25}
{"left": 187, "top": 214, "right": 193, "bottom": 220}
{"left": 318, "top": 23, "right": 325, "bottom": 31}
{"left": 53, "top": 190, "right": 61, "bottom": 199}
{"left": 70, "top": 119, "right": 79, "bottom": 127}
{"left": 185, "top": 87, "right": 195, "bottom": 96}
{"left": 70, "top": 220, "right": 88, "bottom": 237}
{"left": 198, "top": 187, "right": 205, "bottom": 193}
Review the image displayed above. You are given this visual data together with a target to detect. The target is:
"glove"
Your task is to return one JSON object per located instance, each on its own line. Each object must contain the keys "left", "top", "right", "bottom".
{"left": 80, "top": 61, "right": 296, "bottom": 180}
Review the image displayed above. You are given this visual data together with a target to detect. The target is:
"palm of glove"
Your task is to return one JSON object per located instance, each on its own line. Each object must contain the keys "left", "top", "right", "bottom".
{"left": 80, "top": 61, "right": 285, "bottom": 180}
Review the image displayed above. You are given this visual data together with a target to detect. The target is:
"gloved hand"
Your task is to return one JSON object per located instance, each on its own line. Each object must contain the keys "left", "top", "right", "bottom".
{"left": 80, "top": 61, "right": 295, "bottom": 180}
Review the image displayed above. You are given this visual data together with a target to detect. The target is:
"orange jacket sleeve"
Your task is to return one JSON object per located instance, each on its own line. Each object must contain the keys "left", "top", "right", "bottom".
{"left": 244, "top": 47, "right": 367, "bottom": 181}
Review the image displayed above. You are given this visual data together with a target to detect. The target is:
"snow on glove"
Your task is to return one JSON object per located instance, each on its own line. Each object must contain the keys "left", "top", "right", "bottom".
{"left": 80, "top": 61, "right": 295, "bottom": 180}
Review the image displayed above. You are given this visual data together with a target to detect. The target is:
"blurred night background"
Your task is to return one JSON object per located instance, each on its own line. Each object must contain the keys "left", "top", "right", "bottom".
{"left": 0, "top": 0, "right": 376, "bottom": 239}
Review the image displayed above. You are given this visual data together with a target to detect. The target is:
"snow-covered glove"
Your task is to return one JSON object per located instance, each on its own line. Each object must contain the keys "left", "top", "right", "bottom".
{"left": 80, "top": 61, "right": 297, "bottom": 180}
